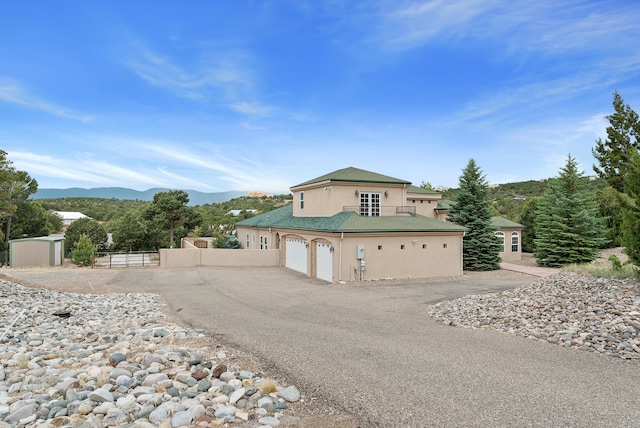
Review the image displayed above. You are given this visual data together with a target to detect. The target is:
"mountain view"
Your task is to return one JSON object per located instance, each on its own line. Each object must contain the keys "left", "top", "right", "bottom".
{"left": 33, "top": 188, "right": 248, "bottom": 206}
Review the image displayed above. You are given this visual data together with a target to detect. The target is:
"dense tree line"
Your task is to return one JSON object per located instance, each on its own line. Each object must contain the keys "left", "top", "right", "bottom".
{"left": 53, "top": 192, "right": 293, "bottom": 255}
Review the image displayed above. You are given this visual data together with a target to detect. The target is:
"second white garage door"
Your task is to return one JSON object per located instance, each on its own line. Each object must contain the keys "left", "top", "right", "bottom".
{"left": 285, "top": 238, "right": 308, "bottom": 274}
{"left": 316, "top": 242, "right": 333, "bottom": 282}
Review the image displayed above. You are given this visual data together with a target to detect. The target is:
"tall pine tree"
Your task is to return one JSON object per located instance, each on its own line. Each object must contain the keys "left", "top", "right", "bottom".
{"left": 448, "top": 159, "right": 501, "bottom": 271}
{"left": 592, "top": 92, "right": 640, "bottom": 267}
{"left": 534, "top": 155, "right": 607, "bottom": 267}
{"left": 592, "top": 91, "right": 640, "bottom": 193}
{"left": 620, "top": 148, "right": 640, "bottom": 265}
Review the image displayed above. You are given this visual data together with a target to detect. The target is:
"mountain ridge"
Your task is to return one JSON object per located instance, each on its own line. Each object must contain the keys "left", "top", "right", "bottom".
{"left": 33, "top": 187, "right": 248, "bottom": 206}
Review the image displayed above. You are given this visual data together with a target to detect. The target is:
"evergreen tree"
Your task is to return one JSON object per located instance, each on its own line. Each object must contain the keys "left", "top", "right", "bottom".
{"left": 143, "top": 190, "right": 197, "bottom": 248}
{"left": 620, "top": 148, "right": 640, "bottom": 265}
{"left": 534, "top": 155, "right": 607, "bottom": 267}
{"left": 71, "top": 234, "right": 96, "bottom": 266}
{"left": 592, "top": 91, "right": 640, "bottom": 192}
{"left": 448, "top": 159, "right": 501, "bottom": 271}
{"left": 64, "top": 217, "right": 109, "bottom": 255}
{"left": 517, "top": 196, "right": 539, "bottom": 253}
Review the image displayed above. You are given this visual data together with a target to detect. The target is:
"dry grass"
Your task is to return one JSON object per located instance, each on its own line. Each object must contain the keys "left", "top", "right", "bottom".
{"left": 259, "top": 378, "right": 278, "bottom": 394}
{"left": 565, "top": 256, "right": 639, "bottom": 279}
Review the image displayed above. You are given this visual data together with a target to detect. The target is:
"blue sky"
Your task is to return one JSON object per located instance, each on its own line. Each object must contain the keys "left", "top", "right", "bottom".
{"left": 2, "top": 1, "right": 639, "bottom": 193}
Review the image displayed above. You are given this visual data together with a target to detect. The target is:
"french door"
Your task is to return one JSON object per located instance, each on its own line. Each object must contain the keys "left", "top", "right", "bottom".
{"left": 360, "top": 192, "right": 381, "bottom": 216}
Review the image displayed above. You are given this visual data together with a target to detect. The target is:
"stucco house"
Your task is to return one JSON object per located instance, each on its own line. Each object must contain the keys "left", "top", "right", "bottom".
{"left": 236, "top": 167, "right": 468, "bottom": 282}
{"left": 433, "top": 199, "right": 525, "bottom": 262}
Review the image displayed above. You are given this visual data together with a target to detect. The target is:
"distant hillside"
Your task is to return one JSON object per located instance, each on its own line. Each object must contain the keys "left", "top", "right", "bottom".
{"left": 33, "top": 187, "right": 247, "bottom": 206}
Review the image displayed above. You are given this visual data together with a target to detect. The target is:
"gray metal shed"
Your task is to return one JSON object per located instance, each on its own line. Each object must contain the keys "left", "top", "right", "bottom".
{"left": 9, "top": 236, "right": 65, "bottom": 268}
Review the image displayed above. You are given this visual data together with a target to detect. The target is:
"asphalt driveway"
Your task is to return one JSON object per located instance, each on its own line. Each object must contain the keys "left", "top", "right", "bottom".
{"left": 6, "top": 266, "right": 640, "bottom": 426}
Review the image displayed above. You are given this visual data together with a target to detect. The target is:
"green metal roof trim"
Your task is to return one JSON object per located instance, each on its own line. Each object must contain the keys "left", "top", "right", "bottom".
{"left": 491, "top": 216, "right": 525, "bottom": 229}
{"left": 406, "top": 185, "right": 441, "bottom": 195}
{"left": 292, "top": 167, "right": 411, "bottom": 188}
{"left": 237, "top": 204, "right": 466, "bottom": 233}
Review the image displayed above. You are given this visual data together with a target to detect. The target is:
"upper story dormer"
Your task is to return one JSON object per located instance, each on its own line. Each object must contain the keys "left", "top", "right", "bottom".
{"left": 290, "top": 167, "right": 422, "bottom": 218}
{"left": 405, "top": 186, "right": 443, "bottom": 218}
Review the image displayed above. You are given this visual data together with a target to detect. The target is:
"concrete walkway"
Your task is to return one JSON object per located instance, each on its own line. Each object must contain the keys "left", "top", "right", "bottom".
{"left": 501, "top": 261, "right": 561, "bottom": 277}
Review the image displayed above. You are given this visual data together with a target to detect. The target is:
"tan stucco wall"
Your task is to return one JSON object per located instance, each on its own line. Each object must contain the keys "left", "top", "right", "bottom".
{"left": 237, "top": 226, "right": 464, "bottom": 282}
{"left": 292, "top": 182, "right": 408, "bottom": 217}
{"left": 496, "top": 229, "right": 522, "bottom": 262}
{"left": 407, "top": 199, "right": 439, "bottom": 218}
{"left": 339, "top": 233, "right": 463, "bottom": 281}
{"left": 159, "top": 248, "right": 280, "bottom": 267}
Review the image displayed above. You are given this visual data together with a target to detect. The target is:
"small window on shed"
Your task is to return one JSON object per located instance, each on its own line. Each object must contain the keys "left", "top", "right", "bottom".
{"left": 422, "top": 244, "right": 427, "bottom": 249}
{"left": 401, "top": 244, "right": 405, "bottom": 250}
{"left": 443, "top": 243, "right": 447, "bottom": 248}
{"left": 378, "top": 245, "right": 383, "bottom": 250}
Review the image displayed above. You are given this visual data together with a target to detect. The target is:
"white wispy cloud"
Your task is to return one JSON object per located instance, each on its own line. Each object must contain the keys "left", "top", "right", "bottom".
{"left": 449, "top": 53, "right": 640, "bottom": 124}
{"left": 0, "top": 77, "right": 92, "bottom": 122}
{"left": 372, "top": 0, "right": 640, "bottom": 55}
{"left": 229, "top": 101, "right": 272, "bottom": 116}
{"left": 124, "top": 44, "right": 250, "bottom": 100}
{"left": 139, "top": 142, "right": 290, "bottom": 191}
{"left": 11, "top": 150, "right": 181, "bottom": 188}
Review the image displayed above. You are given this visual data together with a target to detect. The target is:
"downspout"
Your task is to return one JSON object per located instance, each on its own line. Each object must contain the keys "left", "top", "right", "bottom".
{"left": 461, "top": 231, "right": 466, "bottom": 276}
{"left": 339, "top": 232, "right": 344, "bottom": 282}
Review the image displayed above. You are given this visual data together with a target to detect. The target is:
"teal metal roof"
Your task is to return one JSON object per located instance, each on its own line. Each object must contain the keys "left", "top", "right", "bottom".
{"left": 292, "top": 167, "right": 411, "bottom": 188}
{"left": 491, "top": 216, "right": 525, "bottom": 229}
{"left": 406, "top": 185, "right": 441, "bottom": 195}
{"left": 436, "top": 199, "right": 455, "bottom": 210}
{"left": 237, "top": 204, "right": 467, "bottom": 233}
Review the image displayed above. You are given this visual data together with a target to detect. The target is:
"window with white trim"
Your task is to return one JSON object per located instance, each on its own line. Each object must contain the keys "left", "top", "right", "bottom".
{"left": 511, "top": 232, "right": 519, "bottom": 253}
{"left": 260, "top": 235, "right": 268, "bottom": 250}
{"left": 360, "top": 192, "right": 381, "bottom": 216}
{"left": 495, "top": 232, "right": 505, "bottom": 252}
{"left": 300, "top": 191, "right": 304, "bottom": 210}
{"left": 246, "top": 233, "right": 250, "bottom": 248}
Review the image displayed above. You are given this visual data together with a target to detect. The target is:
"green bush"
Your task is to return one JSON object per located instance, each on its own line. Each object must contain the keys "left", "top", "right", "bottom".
{"left": 225, "top": 236, "right": 241, "bottom": 249}
{"left": 71, "top": 234, "right": 96, "bottom": 266}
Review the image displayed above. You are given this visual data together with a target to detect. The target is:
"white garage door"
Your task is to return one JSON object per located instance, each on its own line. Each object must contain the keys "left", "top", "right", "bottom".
{"left": 316, "top": 242, "right": 333, "bottom": 282}
{"left": 285, "top": 238, "right": 308, "bottom": 274}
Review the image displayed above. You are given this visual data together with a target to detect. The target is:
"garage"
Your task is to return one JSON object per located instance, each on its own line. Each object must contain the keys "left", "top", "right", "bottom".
{"left": 285, "top": 237, "right": 308, "bottom": 274}
{"left": 9, "top": 236, "right": 65, "bottom": 268}
{"left": 316, "top": 242, "right": 333, "bottom": 282}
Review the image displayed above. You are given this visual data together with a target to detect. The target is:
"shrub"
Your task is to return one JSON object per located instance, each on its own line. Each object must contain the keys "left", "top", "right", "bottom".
{"left": 71, "top": 234, "right": 96, "bottom": 266}
{"left": 225, "top": 236, "right": 241, "bottom": 249}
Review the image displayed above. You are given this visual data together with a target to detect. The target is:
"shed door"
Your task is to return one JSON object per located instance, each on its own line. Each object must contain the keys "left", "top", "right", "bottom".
{"left": 54, "top": 241, "right": 62, "bottom": 266}
{"left": 285, "top": 238, "right": 308, "bottom": 274}
{"left": 316, "top": 242, "right": 333, "bottom": 282}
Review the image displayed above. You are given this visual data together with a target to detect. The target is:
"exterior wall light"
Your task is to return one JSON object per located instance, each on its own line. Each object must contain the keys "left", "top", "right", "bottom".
{"left": 355, "top": 190, "right": 359, "bottom": 197}
{"left": 384, "top": 190, "right": 388, "bottom": 198}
